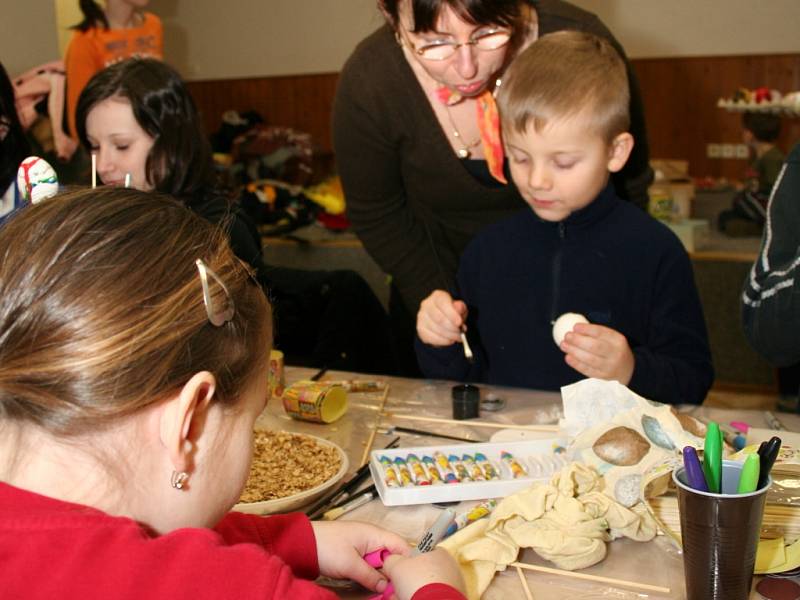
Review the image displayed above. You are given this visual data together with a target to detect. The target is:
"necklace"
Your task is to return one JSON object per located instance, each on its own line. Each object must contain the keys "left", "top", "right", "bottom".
{"left": 444, "top": 104, "right": 481, "bottom": 159}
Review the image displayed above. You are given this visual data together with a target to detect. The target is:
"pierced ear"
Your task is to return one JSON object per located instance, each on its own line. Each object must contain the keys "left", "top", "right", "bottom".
{"left": 607, "top": 132, "right": 634, "bottom": 173}
{"left": 159, "top": 371, "right": 216, "bottom": 473}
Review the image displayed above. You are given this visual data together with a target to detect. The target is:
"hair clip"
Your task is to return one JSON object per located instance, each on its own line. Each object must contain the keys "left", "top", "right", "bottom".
{"left": 195, "top": 258, "right": 235, "bottom": 326}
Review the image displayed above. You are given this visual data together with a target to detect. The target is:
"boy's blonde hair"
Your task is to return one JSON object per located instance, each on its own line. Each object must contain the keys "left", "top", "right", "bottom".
{"left": 0, "top": 188, "right": 271, "bottom": 436}
{"left": 497, "top": 30, "right": 630, "bottom": 143}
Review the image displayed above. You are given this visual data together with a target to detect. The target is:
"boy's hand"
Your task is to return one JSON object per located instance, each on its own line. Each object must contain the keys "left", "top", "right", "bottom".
{"left": 560, "top": 323, "right": 635, "bottom": 385}
{"left": 417, "top": 290, "right": 468, "bottom": 347}
{"left": 311, "top": 521, "right": 409, "bottom": 592}
{"left": 382, "top": 548, "right": 466, "bottom": 599}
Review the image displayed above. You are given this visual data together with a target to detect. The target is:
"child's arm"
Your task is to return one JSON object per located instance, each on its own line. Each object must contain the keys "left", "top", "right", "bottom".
{"left": 415, "top": 289, "right": 477, "bottom": 381}
{"left": 560, "top": 243, "right": 714, "bottom": 405}
{"left": 215, "top": 512, "right": 321, "bottom": 579}
{"left": 743, "top": 145, "right": 800, "bottom": 366}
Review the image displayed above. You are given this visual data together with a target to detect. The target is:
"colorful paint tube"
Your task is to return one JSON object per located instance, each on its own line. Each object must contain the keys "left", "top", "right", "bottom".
{"left": 422, "top": 455, "right": 444, "bottom": 485}
{"left": 406, "top": 453, "right": 431, "bottom": 486}
{"left": 501, "top": 451, "right": 528, "bottom": 478}
{"left": 474, "top": 452, "right": 500, "bottom": 480}
{"left": 378, "top": 455, "right": 401, "bottom": 488}
{"left": 448, "top": 454, "right": 472, "bottom": 482}
{"left": 461, "top": 454, "right": 486, "bottom": 482}
{"left": 394, "top": 456, "right": 414, "bottom": 486}
{"left": 433, "top": 452, "right": 459, "bottom": 483}
{"left": 445, "top": 499, "right": 497, "bottom": 537}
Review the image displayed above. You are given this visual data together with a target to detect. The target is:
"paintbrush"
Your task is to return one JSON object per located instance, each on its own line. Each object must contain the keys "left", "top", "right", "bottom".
{"left": 423, "top": 222, "right": 474, "bottom": 363}
{"left": 383, "top": 425, "right": 479, "bottom": 444}
{"left": 306, "top": 437, "right": 399, "bottom": 520}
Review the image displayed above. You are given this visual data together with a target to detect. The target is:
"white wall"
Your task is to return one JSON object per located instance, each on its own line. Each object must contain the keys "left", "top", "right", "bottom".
{"left": 0, "top": 1, "right": 60, "bottom": 77}
{"left": 148, "top": 0, "right": 384, "bottom": 80}
{"left": 1, "top": 1, "right": 798, "bottom": 81}
{"left": 568, "top": 0, "right": 800, "bottom": 59}
{"left": 152, "top": 0, "right": 800, "bottom": 79}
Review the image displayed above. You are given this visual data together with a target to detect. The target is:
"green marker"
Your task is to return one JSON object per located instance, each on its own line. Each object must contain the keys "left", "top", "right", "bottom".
{"left": 702, "top": 422, "right": 722, "bottom": 493}
{"left": 737, "top": 453, "right": 761, "bottom": 494}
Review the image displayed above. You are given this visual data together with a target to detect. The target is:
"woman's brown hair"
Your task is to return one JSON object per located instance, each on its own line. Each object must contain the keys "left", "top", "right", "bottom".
{"left": 380, "top": 0, "right": 528, "bottom": 33}
{"left": 0, "top": 187, "right": 271, "bottom": 436}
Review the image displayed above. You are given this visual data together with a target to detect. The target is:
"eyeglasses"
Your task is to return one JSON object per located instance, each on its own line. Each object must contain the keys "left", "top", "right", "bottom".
{"left": 405, "top": 28, "right": 512, "bottom": 61}
{"left": 195, "top": 259, "right": 235, "bottom": 326}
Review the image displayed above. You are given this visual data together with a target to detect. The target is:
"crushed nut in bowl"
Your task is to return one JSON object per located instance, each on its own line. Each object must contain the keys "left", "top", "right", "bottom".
{"left": 235, "top": 430, "right": 348, "bottom": 514}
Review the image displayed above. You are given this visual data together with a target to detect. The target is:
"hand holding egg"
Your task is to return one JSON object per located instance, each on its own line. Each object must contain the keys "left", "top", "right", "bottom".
{"left": 556, "top": 314, "right": 636, "bottom": 385}
{"left": 552, "top": 312, "right": 589, "bottom": 346}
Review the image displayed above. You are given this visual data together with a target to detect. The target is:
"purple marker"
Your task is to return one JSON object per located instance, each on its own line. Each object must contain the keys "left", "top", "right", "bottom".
{"left": 683, "top": 446, "right": 709, "bottom": 492}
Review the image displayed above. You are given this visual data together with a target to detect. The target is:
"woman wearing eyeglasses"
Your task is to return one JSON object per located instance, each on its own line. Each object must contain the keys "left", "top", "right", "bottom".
{"left": 333, "top": 0, "right": 652, "bottom": 374}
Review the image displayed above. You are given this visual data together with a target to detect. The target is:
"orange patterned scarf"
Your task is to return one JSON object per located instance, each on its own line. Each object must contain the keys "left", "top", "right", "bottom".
{"left": 435, "top": 86, "right": 506, "bottom": 184}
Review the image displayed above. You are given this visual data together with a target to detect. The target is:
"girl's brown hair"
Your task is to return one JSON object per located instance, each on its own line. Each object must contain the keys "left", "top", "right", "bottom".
{"left": 75, "top": 59, "right": 217, "bottom": 209}
{"left": 498, "top": 31, "right": 630, "bottom": 144}
{"left": 0, "top": 187, "right": 271, "bottom": 436}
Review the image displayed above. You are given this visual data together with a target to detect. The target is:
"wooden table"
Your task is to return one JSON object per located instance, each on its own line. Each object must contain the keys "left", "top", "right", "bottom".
{"left": 257, "top": 367, "right": 800, "bottom": 599}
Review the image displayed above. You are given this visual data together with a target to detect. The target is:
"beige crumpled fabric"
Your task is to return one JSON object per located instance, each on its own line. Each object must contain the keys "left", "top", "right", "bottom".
{"left": 439, "top": 463, "right": 657, "bottom": 600}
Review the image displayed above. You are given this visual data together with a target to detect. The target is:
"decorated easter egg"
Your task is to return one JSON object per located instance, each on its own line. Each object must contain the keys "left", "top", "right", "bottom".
{"left": 592, "top": 426, "right": 650, "bottom": 466}
{"left": 552, "top": 312, "right": 589, "bottom": 346}
{"left": 17, "top": 156, "right": 58, "bottom": 204}
{"left": 641, "top": 415, "right": 675, "bottom": 450}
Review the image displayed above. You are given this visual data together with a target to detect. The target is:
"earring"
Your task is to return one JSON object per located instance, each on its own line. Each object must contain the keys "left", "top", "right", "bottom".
{"left": 171, "top": 471, "right": 189, "bottom": 490}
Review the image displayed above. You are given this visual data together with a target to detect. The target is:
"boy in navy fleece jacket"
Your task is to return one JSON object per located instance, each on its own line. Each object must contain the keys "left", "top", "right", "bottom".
{"left": 415, "top": 31, "right": 713, "bottom": 405}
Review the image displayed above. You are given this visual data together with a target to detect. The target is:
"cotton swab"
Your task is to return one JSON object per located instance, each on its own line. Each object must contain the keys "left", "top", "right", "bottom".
{"left": 91, "top": 154, "right": 97, "bottom": 188}
{"left": 124, "top": 173, "right": 131, "bottom": 188}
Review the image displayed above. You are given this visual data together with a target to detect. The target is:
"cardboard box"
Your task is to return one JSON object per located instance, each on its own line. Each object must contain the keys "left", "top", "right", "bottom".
{"left": 665, "top": 218, "right": 710, "bottom": 253}
{"left": 650, "top": 159, "right": 696, "bottom": 221}
{"left": 651, "top": 159, "right": 690, "bottom": 182}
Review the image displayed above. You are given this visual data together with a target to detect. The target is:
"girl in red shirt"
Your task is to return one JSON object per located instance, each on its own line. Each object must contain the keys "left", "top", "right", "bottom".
{"left": 0, "top": 187, "right": 465, "bottom": 599}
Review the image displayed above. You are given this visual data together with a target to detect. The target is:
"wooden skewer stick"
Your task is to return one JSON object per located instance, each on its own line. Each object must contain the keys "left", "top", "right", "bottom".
{"left": 383, "top": 412, "right": 559, "bottom": 432}
{"left": 510, "top": 562, "right": 670, "bottom": 594}
{"left": 360, "top": 384, "right": 391, "bottom": 467}
{"left": 516, "top": 566, "right": 534, "bottom": 600}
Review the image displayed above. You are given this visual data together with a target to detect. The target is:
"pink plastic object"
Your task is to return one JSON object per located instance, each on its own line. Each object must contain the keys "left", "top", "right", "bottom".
{"left": 363, "top": 549, "right": 395, "bottom": 600}
{"left": 730, "top": 421, "right": 750, "bottom": 434}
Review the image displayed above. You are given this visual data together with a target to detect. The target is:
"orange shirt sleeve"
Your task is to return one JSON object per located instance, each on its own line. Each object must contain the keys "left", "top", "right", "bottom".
{"left": 64, "top": 29, "right": 102, "bottom": 139}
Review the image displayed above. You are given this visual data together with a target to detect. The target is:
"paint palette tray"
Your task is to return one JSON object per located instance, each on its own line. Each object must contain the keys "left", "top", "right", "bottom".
{"left": 369, "top": 438, "right": 567, "bottom": 506}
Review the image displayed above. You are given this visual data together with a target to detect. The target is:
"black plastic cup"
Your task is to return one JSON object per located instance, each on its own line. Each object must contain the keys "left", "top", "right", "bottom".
{"left": 673, "top": 460, "right": 771, "bottom": 600}
{"left": 451, "top": 384, "right": 480, "bottom": 420}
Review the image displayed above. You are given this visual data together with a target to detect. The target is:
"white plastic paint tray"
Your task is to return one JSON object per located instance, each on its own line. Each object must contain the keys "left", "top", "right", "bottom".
{"left": 369, "top": 438, "right": 566, "bottom": 506}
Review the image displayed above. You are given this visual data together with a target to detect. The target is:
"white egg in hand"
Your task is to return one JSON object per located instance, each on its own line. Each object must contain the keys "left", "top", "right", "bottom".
{"left": 552, "top": 312, "right": 589, "bottom": 346}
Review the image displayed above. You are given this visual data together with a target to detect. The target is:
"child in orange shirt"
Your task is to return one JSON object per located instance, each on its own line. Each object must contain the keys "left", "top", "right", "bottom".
{"left": 64, "top": 0, "right": 163, "bottom": 137}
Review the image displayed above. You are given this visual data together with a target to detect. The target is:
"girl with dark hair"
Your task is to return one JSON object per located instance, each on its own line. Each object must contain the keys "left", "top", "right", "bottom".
{"left": 64, "top": 0, "right": 162, "bottom": 138}
{"left": 333, "top": 0, "right": 653, "bottom": 371}
{"left": 76, "top": 58, "right": 398, "bottom": 375}
{"left": 0, "top": 62, "right": 32, "bottom": 225}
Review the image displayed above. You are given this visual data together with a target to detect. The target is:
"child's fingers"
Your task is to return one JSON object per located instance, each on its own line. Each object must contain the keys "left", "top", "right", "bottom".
{"left": 418, "top": 316, "right": 462, "bottom": 346}
{"left": 433, "top": 296, "right": 465, "bottom": 329}
{"left": 363, "top": 529, "right": 411, "bottom": 558}
{"left": 347, "top": 558, "right": 388, "bottom": 593}
{"left": 564, "top": 352, "right": 599, "bottom": 378}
